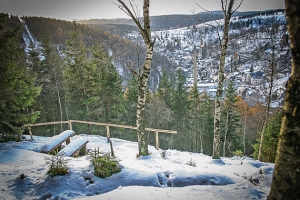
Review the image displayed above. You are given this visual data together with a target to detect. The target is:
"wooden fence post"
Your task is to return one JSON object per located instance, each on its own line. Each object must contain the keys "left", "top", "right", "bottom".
{"left": 106, "top": 126, "right": 110, "bottom": 143}
{"left": 155, "top": 131, "right": 159, "bottom": 150}
{"left": 28, "top": 126, "right": 33, "bottom": 140}
{"left": 68, "top": 121, "right": 72, "bottom": 130}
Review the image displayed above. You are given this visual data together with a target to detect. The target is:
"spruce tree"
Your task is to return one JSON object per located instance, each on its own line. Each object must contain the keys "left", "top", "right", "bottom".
{"left": 123, "top": 76, "right": 138, "bottom": 127}
{"left": 89, "top": 44, "right": 124, "bottom": 123}
{"left": 63, "top": 21, "right": 92, "bottom": 123}
{"left": 220, "top": 80, "right": 241, "bottom": 157}
{"left": 32, "top": 34, "right": 65, "bottom": 135}
{"left": 170, "top": 70, "right": 190, "bottom": 150}
{"left": 188, "top": 84, "right": 202, "bottom": 152}
{"left": 0, "top": 13, "right": 40, "bottom": 141}
{"left": 199, "top": 92, "right": 214, "bottom": 155}
{"left": 157, "top": 70, "right": 174, "bottom": 108}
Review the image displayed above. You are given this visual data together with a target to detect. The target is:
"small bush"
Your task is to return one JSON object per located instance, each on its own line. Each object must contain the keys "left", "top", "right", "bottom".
{"left": 89, "top": 148, "right": 121, "bottom": 178}
{"left": 161, "top": 150, "right": 167, "bottom": 160}
{"left": 234, "top": 150, "right": 243, "bottom": 157}
{"left": 186, "top": 158, "right": 196, "bottom": 167}
{"left": 45, "top": 153, "right": 68, "bottom": 178}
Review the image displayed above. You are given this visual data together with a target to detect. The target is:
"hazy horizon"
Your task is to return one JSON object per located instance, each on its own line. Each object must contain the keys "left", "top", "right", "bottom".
{"left": 1, "top": 0, "right": 285, "bottom": 21}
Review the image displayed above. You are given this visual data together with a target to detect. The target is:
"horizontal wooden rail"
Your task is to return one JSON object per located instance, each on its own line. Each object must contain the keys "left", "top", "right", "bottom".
{"left": 24, "top": 121, "right": 69, "bottom": 127}
{"left": 23, "top": 120, "right": 177, "bottom": 150}
{"left": 69, "top": 120, "right": 177, "bottom": 134}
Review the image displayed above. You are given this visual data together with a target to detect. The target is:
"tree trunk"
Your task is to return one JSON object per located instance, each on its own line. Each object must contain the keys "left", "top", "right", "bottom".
{"left": 258, "top": 44, "right": 276, "bottom": 161}
{"left": 258, "top": 86, "right": 272, "bottom": 160}
{"left": 136, "top": 44, "right": 153, "bottom": 156}
{"left": 268, "top": 0, "right": 300, "bottom": 199}
{"left": 213, "top": 0, "right": 235, "bottom": 159}
{"left": 243, "top": 113, "right": 246, "bottom": 155}
{"left": 223, "top": 108, "right": 230, "bottom": 157}
{"left": 55, "top": 80, "right": 63, "bottom": 131}
{"left": 117, "top": 0, "right": 154, "bottom": 156}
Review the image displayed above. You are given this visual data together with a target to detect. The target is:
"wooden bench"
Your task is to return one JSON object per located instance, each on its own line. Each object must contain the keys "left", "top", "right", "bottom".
{"left": 40, "top": 130, "right": 75, "bottom": 154}
{"left": 57, "top": 138, "right": 89, "bottom": 157}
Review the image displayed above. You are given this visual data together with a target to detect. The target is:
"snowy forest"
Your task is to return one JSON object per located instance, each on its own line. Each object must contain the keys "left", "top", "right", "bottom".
{"left": 0, "top": 9, "right": 289, "bottom": 161}
{"left": 1, "top": 0, "right": 300, "bottom": 199}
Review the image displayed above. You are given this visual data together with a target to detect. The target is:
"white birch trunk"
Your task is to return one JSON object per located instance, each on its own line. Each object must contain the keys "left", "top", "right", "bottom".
{"left": 117, "top": 0, "right": 154, "bottom": 156}
{"left": 212, "top": 0, "right": 235, "bottom": 159}
{"left": 258, "top": 44, "right": 275, "bottom": 161}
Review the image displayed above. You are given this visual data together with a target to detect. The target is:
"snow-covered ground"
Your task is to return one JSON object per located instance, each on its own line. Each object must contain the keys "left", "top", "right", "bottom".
{"left": 0, "top": 133, "right": 274, "bottom": 200}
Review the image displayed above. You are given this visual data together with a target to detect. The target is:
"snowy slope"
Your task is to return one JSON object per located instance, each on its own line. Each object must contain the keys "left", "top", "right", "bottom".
{"left": 0, "top": 134, "right": 274, "bottom": 200}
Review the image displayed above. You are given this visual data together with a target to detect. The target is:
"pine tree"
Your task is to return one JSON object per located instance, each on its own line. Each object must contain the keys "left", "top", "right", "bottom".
{"left": 89, "top": 44, "right": 124, "bottom": 123}
{"left": 0, "top": 13, "right": 41, "bottom": 141}
{"left": 220, "top": 80, "right": 241, "bottom": 157}
{"left": 123, "top": 76, "right": 138, "bottom": 126}
{"left": 63, "top": 21, "right": 88, "bottom": 121}
{"left": 32, "top": 34, "right": 65, "bottom": 135}
{"left": 188, "top": 84, "right": 202, "bottom": 152}
{"left": 199, "top": 92, "right": 214, "bottom": 155}
{"left": 170, "top": 70, "right": 190, "bottom": 150}
{"left": 157, "top": 70, "right": 174, "bottom": 109}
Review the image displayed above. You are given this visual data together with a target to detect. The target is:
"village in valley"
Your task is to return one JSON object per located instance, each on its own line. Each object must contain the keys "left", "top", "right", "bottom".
{"left": 125, "top": 9, "right": 289, "bottom": 107}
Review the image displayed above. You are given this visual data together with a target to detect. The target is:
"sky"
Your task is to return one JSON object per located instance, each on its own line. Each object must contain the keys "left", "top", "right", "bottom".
{"left": 0, "top": 0, "right": 285, "bottom": 21}
{"left": 0, "top": 133, "right": 274, "bottom": 200}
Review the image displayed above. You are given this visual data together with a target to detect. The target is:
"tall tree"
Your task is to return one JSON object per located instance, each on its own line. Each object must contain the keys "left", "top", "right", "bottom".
{"left": 268, "top": 1, "right": 300, "bottom": 199}
{"left": 170, "top": 70, "right": 190, "bottom": 150}
{"left": 253, "top": 110, "right": 281, "bottom": 162}
{"left": 63, "top": 21, "right": 90, "bottom": 121}
{"left": 213, "top": 0, "right": 243, "bottom": 159}
{"left": 89, "top": 44, "right": 124, "bottom": 123}
{"left": 236, "top": 96, "right": 257, "bottom": 155}
{"left": 171, "top": 70, "right": 189, "bottom": 132}
{"left": 117, "top": 0, "right": 155, "bottom": 156}
{"left": 32, "top": 34, "right": 65, "bottom": 135}
{"left": 188, "top": 84, "right": 202, "bottom": 152}
{"left": 123, "top": 76, "right": 139, "bottom": 126}
{"left": 257, "top": 16, "right": 289, "bottom": 161}
{"left": 0, "top": 13, "right": 40, "bottom": 141}
{"left": 220, "top": 80, "right": 241, "bottom": 157}
{"left": 157, "top": 70, "right": 174, "bottom": 109}
{"left": 199, "top": 92, "right": 215, "bottom": 155}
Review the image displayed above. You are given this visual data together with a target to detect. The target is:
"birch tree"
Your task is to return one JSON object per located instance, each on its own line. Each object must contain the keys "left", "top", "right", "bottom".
{"left": 212, "top": 0, "right": 243, "bottom": 159}
{"left": 117, "top": 0, "right": 155, "bottom": 156}
{"left": 268, "top": 0, "right": 300, "bottom": 199}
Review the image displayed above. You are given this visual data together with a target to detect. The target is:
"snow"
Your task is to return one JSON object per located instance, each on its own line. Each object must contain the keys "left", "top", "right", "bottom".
{"left": 0, "top": 134, "right": 274, "bottom": 200}
{"left": 57, "top": 138, "right": 89, "bottom": 157}
{"left": 40, "top": 130, "right": 75, "bottom": 153}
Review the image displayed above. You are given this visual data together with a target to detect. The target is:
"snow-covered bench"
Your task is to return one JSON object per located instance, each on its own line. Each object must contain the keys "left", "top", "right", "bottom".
{"left": 57, "top": 138, "right": 89, "bottom": 157}
{"left": 40, "top": 130, "right": 75, "bottom": 154}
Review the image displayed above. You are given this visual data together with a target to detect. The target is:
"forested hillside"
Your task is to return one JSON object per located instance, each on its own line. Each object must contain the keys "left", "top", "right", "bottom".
{"left": 22, "top": 16, "right": 176, "bottom": 90}
{"left": 78, "top": 9, "right": 284, "bottom": 31}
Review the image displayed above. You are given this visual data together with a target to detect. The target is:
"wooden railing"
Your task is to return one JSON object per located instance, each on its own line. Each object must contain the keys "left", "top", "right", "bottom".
{"left": 23, "top": 120, "right": 177, "bottom": 150}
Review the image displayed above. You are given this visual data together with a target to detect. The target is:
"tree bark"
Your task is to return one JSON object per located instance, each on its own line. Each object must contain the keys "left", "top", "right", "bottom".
{"left": 268, "top": 0, "right": 300, "bottom": 199}
{"left": 258, "top": 41, "right": 276, "bottom": 161}
{"left": 223, "top": 108, "right": 230, "bottom": 157}
{"left": 213, "top": 0, "right": 235, "bottom": 159}
{"left": 243, "top": 112, "right": 246, "bottom": 155}
{"left": 117, "top": 0, "right": 154, "bottom": 156}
